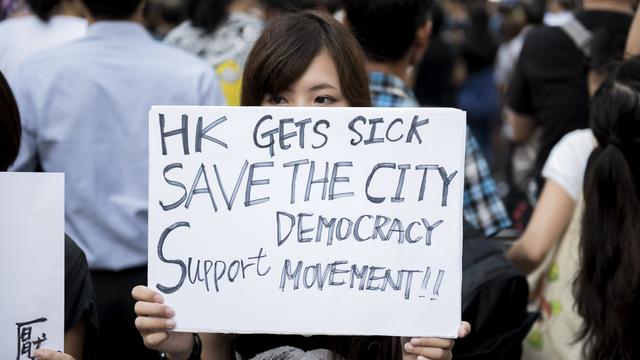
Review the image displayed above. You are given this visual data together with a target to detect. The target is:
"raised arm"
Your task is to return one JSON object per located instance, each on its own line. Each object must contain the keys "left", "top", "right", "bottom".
{"left": 507, "top": 180, "right": 575, "bottom": 274}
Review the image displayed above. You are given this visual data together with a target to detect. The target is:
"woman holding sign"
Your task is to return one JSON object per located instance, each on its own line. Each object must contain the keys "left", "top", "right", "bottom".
{"left": 133, "top": 10, "right": 470, "bottom": 360}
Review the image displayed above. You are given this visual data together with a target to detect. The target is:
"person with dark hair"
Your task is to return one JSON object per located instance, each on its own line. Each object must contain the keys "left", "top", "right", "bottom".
{"left": 164, "top": 0, "right": 264, "bottom": 106}
{"left": 507, "top": 56, "right": 640, "bottom": 359}
{"left": 413, "top": 3, "right": 455, "bottom": 107}
{"left": 574, "top": 56, "right": 640, "bottom": 360}
{"left": 9, "top": 1, "right": 225, "bottom": 359}
{"left": 144, "top": 0, "right": 186, "bottom": 39}
{"left": 240, "top": 10, "right": 370, "bottom": 107}
{"left": 345, "top": 0, "right": 511, "bottom": 238}
{"left": 1, "top": 71, "right": 99, "bottom": 360}
{"left": 0, "top": 0, "right": 86, "bottom": 78}
{"left": 455, "top": 5, "right": 498, "bottom": 160}
{"left": 133, "top": 11, "right": 470, "bottom": 360}
{"left": 505, "top": 0, "right": 634, "bottom": 203}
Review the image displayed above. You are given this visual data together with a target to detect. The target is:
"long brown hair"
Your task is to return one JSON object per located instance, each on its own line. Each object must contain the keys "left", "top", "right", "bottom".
{"left": 574, "top": 56, "right": 640, "bottom": 360}
{"left": 241, "top": 10, "right": 371, "bottom": 107}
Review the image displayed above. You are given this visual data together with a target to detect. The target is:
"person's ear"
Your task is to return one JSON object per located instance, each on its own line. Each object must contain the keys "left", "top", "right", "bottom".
{"left": 409, "top": 20, "right": 432, "bottom": 66}
{"left": 415, "top": 20, "right": 432, "bottom": 51}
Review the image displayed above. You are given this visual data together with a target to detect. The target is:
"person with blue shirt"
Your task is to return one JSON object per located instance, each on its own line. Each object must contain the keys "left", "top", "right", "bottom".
{"left": 9, "top": 0, "right": 225, "bottom": 358}
{"left": 344, "top": 0, "right": 511, "bottom": 238}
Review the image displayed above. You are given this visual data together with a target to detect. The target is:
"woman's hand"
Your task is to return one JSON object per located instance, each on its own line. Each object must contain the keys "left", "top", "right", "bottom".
{"left": 402, "top": 321, "right": 471, "bottom": 360}
{"left": 132, "top": 285, "right": 193, "bottom": 359}
{"left": 34, "top": 350, "right": 75, "bottom": 360}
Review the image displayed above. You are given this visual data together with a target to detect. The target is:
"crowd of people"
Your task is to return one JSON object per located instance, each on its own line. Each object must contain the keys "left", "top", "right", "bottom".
{"left": 1, "top": 0, "right": 639, "bottom": 359}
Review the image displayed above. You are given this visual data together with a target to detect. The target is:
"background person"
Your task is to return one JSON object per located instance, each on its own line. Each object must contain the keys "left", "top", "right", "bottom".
{"left": 8, "top": 0, "right": 225, "bottom": 358}
{"left": 508, "top": 56, "right": 640, "bottom": 359}
{"left": 164, "top": 0, "right": 264, "bottom": 106}
{"left": 1, "top": 70, "right": 98, "bottom": 360}
{"left": 344, "top": 0, "right": 511, "bottom": 238}
{"left": 505, "top": 0, "right": 634, "bottom": 205}
{"left": 574, "top": 55, "right": 640, "bottom": 360}
{"left": 0, "top": 0, "right": 86, "bottom": 78}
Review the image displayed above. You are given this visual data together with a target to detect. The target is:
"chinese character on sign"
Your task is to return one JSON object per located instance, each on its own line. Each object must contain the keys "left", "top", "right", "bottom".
{"left": 16, "top": 318, "right": 48, "bottom": 360}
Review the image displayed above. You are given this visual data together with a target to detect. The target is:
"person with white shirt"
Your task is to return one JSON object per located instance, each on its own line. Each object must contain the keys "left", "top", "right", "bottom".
{"left": 9, "top": 0, "right": 225, "bottom": 359}
{"left": 0, "top": 0, "right": 87, "bottom": 78}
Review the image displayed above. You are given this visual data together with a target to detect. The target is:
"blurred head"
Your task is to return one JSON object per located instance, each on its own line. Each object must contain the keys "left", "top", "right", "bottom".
{"left": 26, "top": 0, "right": 61, "bottom": 21}
{"left": 186, "top": 0, "right": 231, "bottom": 33}
{"left": 241, "top": 10, "right": 370, "bottom": 107}
{"left": 82, "top": 0, "right": 142, "bottom": 19}
{"left": 589, "top": 57, "right": 640, "bottom": 175}
{"left": 344, "top": 0, "right": 433, "bottom": 64}
{"left": 0, "top": 71, "right": 21, "bottom": 171}
{"left": 260, "top": 0, "right": 318, "bottom": 14}
{"left": 587, "top": 29, "right": 630, "bottom": 96}
{"left": 576, "top": 56, "right": 640, "bottom": 360}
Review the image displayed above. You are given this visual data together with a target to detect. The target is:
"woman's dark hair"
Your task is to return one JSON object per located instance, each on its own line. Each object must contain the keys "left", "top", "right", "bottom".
{"left": 574, "top": 56, "right": 640, "bottom": 360}
{"left": 0, "top": 71, "right": 22, "bottom": 171}
{"left": 26, "top": 0, "right": 60, "bottom": 21}
{"left": 186, "top": 0, "right": 231, "bottom": 33}
{"left": 82, "top": 0, "right": 142, "bottom": 19}
{"left": 241, "top": 10, "right": 370, "bottom": 107}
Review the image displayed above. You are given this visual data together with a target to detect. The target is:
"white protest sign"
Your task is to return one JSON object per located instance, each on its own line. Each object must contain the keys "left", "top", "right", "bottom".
{"left": 148, "top": 106, "right": 465, "bottom": 337}
{"left": 0, "top": 172, "right": 64, "bottom": 358}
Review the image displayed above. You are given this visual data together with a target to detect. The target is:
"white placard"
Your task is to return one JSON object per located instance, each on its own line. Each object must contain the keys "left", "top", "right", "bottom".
{"left": 0, "top": 172, "right": 64, "bottom": 358}
{"left": 148, "top": 106, "right": 465, "bottom": 337}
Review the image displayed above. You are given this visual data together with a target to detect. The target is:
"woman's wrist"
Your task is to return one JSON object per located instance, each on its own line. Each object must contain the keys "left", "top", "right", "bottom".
{"left": 161, "top": 333, "right": 200, "bottom": 360}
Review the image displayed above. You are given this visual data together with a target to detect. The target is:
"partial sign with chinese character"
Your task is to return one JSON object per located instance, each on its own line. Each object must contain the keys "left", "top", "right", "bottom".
{"left": 0, "top": 173, "right": 64, "bottom": 358}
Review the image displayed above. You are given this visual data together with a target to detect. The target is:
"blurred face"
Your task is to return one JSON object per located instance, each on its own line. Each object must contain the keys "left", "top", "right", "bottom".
{"left": 261, "top": 49, "right": 349, "bottom": 107}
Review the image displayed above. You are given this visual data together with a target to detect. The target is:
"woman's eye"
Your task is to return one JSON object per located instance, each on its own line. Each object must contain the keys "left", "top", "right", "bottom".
{"left": 269, "top": 95, "right": 287, "bottom": 105}
{"left": 315, "top": 96, "right": 335, "bottom": 105}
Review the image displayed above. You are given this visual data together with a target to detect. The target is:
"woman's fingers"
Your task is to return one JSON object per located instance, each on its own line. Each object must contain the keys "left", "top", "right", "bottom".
{"left": 458, "top": 321, "right": 471, "bottom": 338}
{"left": 404, "top": 337, "right": 454, "bottom": 360}
{"left": 134, "top": 300, "right": 174, "bottom": 318}
{"left": 132, "top": 285, "right": 164, "bottom": 303}
{"left": 403, "top": 340, "right": 451, "bottom": 360}
{"left": 135, "top": 315, "right": 176, "bottom": 332}
{"left": 409, "top": 337, "right": 454, "bottom": 350}
{"left": 34, "top": 349, "right": 75, "bottom": 360}
{"left": 142, "top": 330, "right": 170, "bottom": 348}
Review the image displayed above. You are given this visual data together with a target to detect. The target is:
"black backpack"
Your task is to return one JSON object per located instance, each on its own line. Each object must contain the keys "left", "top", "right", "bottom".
{"left": 453, "top": 224, "right": 538, "bottom": 359}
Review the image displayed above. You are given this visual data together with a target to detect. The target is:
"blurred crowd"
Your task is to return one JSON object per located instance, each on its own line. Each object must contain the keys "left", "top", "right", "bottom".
{"left": 1, "top": 0, "right": 640, "bottom": 359}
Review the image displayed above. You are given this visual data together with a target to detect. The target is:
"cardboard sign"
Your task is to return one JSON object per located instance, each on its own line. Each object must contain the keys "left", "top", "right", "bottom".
{"left": 148, "top": 106, "right": 466, "bottom": 337}
{"left": 0, "top": 172, "right": 64, "bottom": 358}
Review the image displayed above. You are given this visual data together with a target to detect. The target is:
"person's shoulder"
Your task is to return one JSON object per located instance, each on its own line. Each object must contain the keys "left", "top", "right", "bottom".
{"left": 227, "top": 11, "right": 264, "bottom": 29}
{"left": 0, "top": 14, "right": 36, "bottom": 31}
{"left": 64, "top": 234, "right": 88, "bottom": 269}
{"left": 16, "top": 37, "right": 84, "bottom": 71}
{"left": 577, "top": 10, "right": 633, "bottom": 30}
{"left": 163, "top": 20, "right": 198, "bottom": 44}
{"left": 546, "top": 128, "right": 594, "bottom": 169}
{"left": 556, "top": 128, "right": 595, "bottom": 151}
{"left": 522, "top": 24, "right": 567, "bottom": 50}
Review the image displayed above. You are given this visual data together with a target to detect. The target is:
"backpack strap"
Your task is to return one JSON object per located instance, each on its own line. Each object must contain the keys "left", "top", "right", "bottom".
{"left": 560, "top": 18, "right": 593, "bottom": 58}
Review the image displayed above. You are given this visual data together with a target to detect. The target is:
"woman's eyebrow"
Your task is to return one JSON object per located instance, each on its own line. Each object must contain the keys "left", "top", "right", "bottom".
{"left": 309, "top": 83, "right": 338, "bottom": 92}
